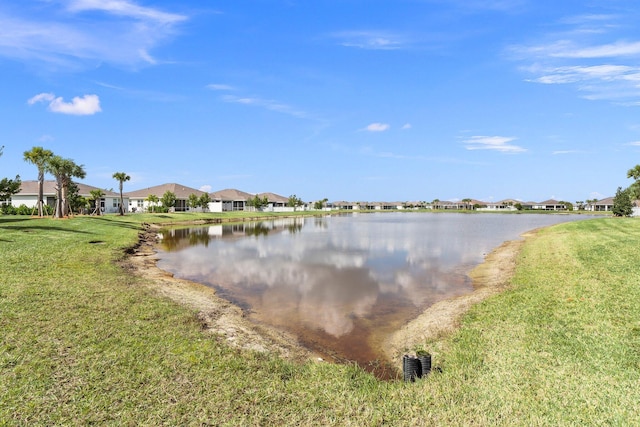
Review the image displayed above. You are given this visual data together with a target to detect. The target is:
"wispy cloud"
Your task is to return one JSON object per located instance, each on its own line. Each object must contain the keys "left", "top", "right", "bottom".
{"left": 627, "top": 141, "right": 640, "bottom": 146}
{"left": 28, "top": 92, "right": 102, "bottom": 115}
{"left": 220, "top": 94, "right": 312, "bottom": 119}
{"left": 552, "top": 150, "right": 587, "bottom": 155}
{"left": 0, "top": 0, "right": 187, "bottom": 70}
{"left": 510, "top": 12, "right": 640, "bottom": 104}
{"left": 67, "top": 0, "right": 185, "bottom": 24}
{"left": 207, "top": 84, "right": 235, "bottom": 91}
{"left": 363, "top": 123, "right": 390, "bottom": 132}
{"left": 463, "top": 136, "right": 527, "bottom": 153}
{"left": 330, "top": 31, "right": 407, "bottom": 50}
{"left": 401, "top": 123, "right": 412, "bottom": 130}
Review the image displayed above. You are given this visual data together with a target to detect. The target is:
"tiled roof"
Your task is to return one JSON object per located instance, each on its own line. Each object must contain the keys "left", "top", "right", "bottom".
{"left": 257, "top": 192, "right": 289, "bottom": 203}
{"left": 125, "top": 183, "right": 206, "bottom": 199}
{"left": 210, "top": 188, "right": 254, "bottom": 201}
{"left": 17, "top": 180, "right": 120, "bottom": 197}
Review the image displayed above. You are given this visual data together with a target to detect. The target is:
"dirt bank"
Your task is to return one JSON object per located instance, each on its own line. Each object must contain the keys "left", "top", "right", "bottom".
{"left": 123, "top": 224, "right": 316, "bottom": 363}
{"left": 384, "top": 231, "right": 534, "bottom": 368}
{"left": 124, "top": 223, "right": 532, "bottom": 370}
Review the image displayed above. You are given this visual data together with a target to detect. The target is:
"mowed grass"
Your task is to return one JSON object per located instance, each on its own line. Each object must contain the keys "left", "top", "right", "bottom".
{"left": 1, "top": 213, "right": 639, "bottom": 425}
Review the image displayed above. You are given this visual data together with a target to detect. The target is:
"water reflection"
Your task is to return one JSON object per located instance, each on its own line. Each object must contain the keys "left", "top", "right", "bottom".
{"left": 156, "top": 213, "right": 586, "bottom": 369}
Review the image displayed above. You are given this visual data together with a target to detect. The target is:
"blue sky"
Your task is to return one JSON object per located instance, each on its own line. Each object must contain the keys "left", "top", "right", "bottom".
{"left": 1, "top": 0, "right": 640, "bottom": 203}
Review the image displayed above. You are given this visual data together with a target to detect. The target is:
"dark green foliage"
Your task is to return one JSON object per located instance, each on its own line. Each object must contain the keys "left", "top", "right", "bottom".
{"left": 287, "top": 194, "right": 303, "bottom": 208}
{"left": 0, "top": 175, "right": 21, "bottom": 203}
{"left": 612, "top": 186, "right": 633, "bottom": 217}
{"left": 161, "top": 191, "right": 177, "bottom": 209}
{"left": 247, "top": 195, "right": 269, "bottom": 209}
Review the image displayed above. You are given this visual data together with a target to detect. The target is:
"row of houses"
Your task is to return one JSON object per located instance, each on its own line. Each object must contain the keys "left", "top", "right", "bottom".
{"left": 12, "top": 181, "right": 292, "bottom": 214}
{"left": 12, "top": 180, "right": 620, "bottom": 215}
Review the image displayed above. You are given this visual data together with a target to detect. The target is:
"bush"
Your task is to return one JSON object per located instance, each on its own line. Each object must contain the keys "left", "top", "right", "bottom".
{"left": 0, "top": 203, "right": 16, "bottom": 215}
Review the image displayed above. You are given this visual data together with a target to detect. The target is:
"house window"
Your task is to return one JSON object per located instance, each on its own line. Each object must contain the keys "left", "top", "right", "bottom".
{"left": 113, "top": 199, "right": 119, "bottom": 208}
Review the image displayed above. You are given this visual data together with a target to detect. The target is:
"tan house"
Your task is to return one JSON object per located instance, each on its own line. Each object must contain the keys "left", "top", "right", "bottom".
{"left": 532, "top": 199, "right": 567, "bottom": 211}
{"left": 209, "top": 188, "right": 254, "bottom": 212}
{"left": 590, "top": 197, "right": 614, "bottom": 212}
{"left": 256, "top": 192, "right": 291, "bottom": 211}
{"left": 125, "top": 183, "right": 207, "bottom": 212}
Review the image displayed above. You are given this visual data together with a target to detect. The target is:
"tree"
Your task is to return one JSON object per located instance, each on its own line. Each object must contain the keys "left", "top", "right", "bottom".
{"left": 199, "top": 193, "right": 211, "bottom": 212}
{"left": 161, "top": 191, "right": 176, "bottom": 211}
{"left": 89, "top": 189, "right": 105, "bottom": 215}
{"left": 112, "top": 172, "right": 130, "bottom": 215}
{"left": 188, "top": 193, "right": 200, "bottom": 211}
{"left": 67, "top": 182, "right": 87, "bottom": 214}
{"left": 23, "top": 146, "right": 54, "bottom": 217}
{"left": 0, "top": 176, "right": 21, "bottom": 207}
{"left": 559, "top": 200, "right": 574, "bottom": 211}
{"left": 626, "top": 165, "right": 640, "bottom": 200}
{"left": 146, "top": 194, "right": 159, "bottom": 213}
{"left": 0, "top": 146, "right": 22, "bottom": 208}
{"left": 287, "top": 194, "right": 304, "bottom": 211}
{"left": 612, "top": 186, "right": 633, "bottom": 217}
{"left": 247, "top": 195, "right": 268, "bottom": 210}
{"left": 461, "top": 198, "right": 472, "bottom": 210}
{"left": 45, "top": 156, "right": 86, "bottom": 218}
{"left": 314, "top": 198, "right": 328, "bottom": 210}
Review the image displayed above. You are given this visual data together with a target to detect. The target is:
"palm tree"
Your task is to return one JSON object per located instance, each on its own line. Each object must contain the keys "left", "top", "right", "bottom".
{"left": 23, "top": 146, "right": 54, "bottom": 217}
{"left": 46, "top": 156, "right": 86, "bottom": 218}
{"left": 89, "top": 189, "right": 105, "bottom": 215}
{"left": 112, "top": 172, "right": 130, "bottom": 215}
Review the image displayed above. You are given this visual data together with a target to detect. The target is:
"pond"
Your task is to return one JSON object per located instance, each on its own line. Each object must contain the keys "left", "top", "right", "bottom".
{"left": 156, "top": 212, "right": 587, "bottom": 374}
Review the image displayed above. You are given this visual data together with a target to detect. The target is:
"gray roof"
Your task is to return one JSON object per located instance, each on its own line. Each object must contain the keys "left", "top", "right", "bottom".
{"left": 17, "top": 180, "right": 120, "bottom": 197}
{"left": 210, "top": 188, "right": 254, "bottom": 201}
{"left": 257, "top": 192, "right": 289, "bottom": 203}
{"left": 595, "top": 197, "right": 614, "bottom": 205}
{"left": 125, "top": 183, "right": 206, "bottom": 199}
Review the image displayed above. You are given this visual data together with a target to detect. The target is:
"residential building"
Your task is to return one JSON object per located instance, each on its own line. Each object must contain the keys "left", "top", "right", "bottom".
{"left": 13, "top": 180, "right": 125, "bottom": 214}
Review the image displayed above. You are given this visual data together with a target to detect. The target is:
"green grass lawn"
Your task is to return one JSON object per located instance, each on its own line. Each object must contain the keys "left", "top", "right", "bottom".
{"left": 1, "top": 213, "right": 639, "bottom": 425}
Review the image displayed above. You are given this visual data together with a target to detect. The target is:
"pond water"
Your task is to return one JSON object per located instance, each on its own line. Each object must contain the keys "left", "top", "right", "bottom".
{"left": 156, "top": 212, "right": 587, "bottom": 374}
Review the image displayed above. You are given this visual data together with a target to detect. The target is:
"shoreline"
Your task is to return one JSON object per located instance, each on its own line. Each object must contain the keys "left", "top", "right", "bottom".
{"left": 384, "top": 231, "right": 534, "bottom": 368}
{"left": 125, "top": 223, "right": 533, "bottom": 371}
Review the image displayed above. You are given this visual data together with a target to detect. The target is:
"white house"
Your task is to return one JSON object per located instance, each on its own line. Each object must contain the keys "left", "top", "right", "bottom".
{"left": 13, "top": 180, "right": 126, "bottom": 214}
{"left": 125, "top": 183, "right": 207, "bottom": 213}
{"left": 209, "top": 188, "right": 254, "bottom": 212}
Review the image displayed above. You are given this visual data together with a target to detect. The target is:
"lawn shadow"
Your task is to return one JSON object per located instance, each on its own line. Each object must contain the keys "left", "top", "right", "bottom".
{"left": 0, "top": 216, "right": 94, "bottom": 234}
{"left": 86, "top": 216, "right": 144, "bottom": 230}
{"left": 0, "top": 225, "right": 93, "bottom": 234}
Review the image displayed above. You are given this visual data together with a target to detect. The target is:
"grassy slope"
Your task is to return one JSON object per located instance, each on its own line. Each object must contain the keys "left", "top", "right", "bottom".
{"left": 1, "top": 214, "right": 639, "bottom": 425}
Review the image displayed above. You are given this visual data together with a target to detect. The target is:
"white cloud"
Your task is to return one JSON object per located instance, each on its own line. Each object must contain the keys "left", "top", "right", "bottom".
{"left": 28, "top": 93, "right": 56, "bottom": 105}
{"left": 66, "top": 0, "right": 186, "bottom": 25}
{"left": 221, "top": 94, "right": 311, "bottom": 119}
{"left": 28, "top": 92, "right": 102, "bottom": 115}
{"left": 0, "top": 1, "right": 187, "bottom": 70}
{"left": 199, "top": 185, "right": 212, "bottom": 193}
{"left": 207, "top": 84, "right": 235, "bottom": 91}
{"left": 401, "top": 123, "right": 412, "bottom": 130}
{"left": 552, "top": 150, "right": 585, "bottom": 155}
{"left": 330, "top": 31, "right": 406, "bottom": 50}
{"left": 627, "top": 141, "right": 640, "bottom": 146}
{"left": 511, "top": 13, "right": 640, "bottom": 104}
{"left": 552, "top": 41, "right": 640, "bottom": 59}
{"left": 463, "top": 136, "right": 527, "bottom": 153}
{"left": 364, "top": 123, "right": 390, "bottom": 132}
